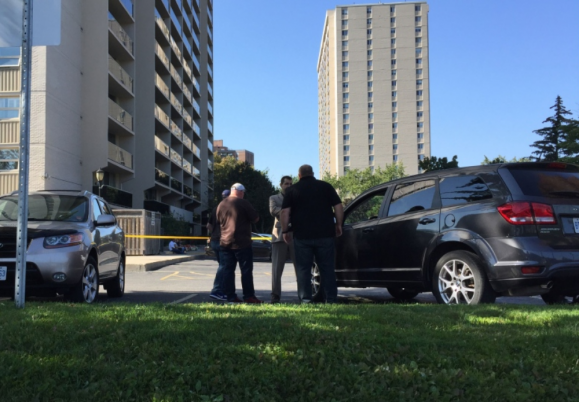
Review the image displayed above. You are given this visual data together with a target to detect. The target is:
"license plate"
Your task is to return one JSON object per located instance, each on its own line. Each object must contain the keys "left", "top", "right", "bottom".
{"left": 0, "top": 266, "right": 6, "bottom": 281}
{"left": 573, "top": 218, "right": 579, "bottom": 234}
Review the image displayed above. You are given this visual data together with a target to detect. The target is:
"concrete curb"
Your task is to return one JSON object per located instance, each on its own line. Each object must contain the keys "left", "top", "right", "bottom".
{"left": 126, "top": 252, "right": 207, "bottom": 272}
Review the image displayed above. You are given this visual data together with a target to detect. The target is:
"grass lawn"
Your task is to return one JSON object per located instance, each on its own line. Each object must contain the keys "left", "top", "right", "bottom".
{"left": 1, "top": 301, "right": 579, "bottom": 402}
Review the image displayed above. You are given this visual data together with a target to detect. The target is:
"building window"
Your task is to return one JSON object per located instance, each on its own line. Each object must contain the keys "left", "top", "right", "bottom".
{"left": 417, "top": 101, "right": 423, "bottom": 107}
{"left": 342, "top": 20, "right": 348, "bottom": 27}
{"left": 0, "top": 47, "right": 21, "bottom": 67}
{"left": 342, "top": 40, "right": 348, "bottom": 49}
{"left": 342, "top": 30, "right": 348, "bottom": 36}
{"left": 343, "top": 134, "right": 350, "bottom": 142}
{"left": 392, "top": 123, "right": 398, "bottom": 129}
{"left": 415, "top": 5, "right": 421, "bottom": 11}
{"left": 416, "top": 48, "right": 422, "bottom": 56}
{"left": 417, "top": 69, "right": 423, "bottom": 75}
{"left": 417, "top": 79, "right": 423, "bottom": 86}
{"left": 0, "top": 148, "right": 19, "bottom": 170}
{"left": 342, "top": 51, "right": 349, "bottom": 59}
{"left": 418, "top": 144, "right": 424, "bottom": 150}
{"left": 369, "top": 134, "right": 374, "bottom": 141}
{"left": 344, "top": 167, "right": 350, "bottom": 174}
{"left": 393, "top": 134, "right": 398, "bottom": 140}
{"left": 344, "top": 145, "right": 350, "bottom": 152}
{"left": 342, "top": 61, "right": 349, "bottom": 69}
{"left": 368, "top": 81, "right": 373, "bottom": 88}
{"left": 369, "top": 145, "right": 374, "bottom": 153}
{"left": 344, "top": 156, "right": 350, "bottom": 162}
{"left": 391, "top": 28, "right": 396, "bottom": 35}
{"left": 416, "top": 37, "right": 422, "bottom": 45}
{"left": 343, "top": 72, "right": 349, "bottom": 79}
{"left": 393, "top": 155, "right": 398, "bottom": 162}
{"left": 390, "top": 71, "right": 396, "bottom": 78}
{"left": 392, "top": 80, "right": 397, "bottom": 87}
{"left": 390, "top": 6, "right": 395, "bottom": 13}
{"left": 342, "top": 82, "right": 349, "bottom": 89}
{"left": 391, "top": 49, "right": 396, "bottom": 56}
{"left": 368, "top": 113, "right": 374, "bottom": 120}
{"left": 417, "top": 122, "right": 424, "bottom": 128}
{"left": 393, "top": 144, "right": 398, "bottom": 151}
{"left": 392, "top": 91, "right": 397, "bottom": 98}
{"left": 342, "top": 8, "right": 348, "bottom": 15}
{"left": 418, "top": 133, "right": 424, "bottom": 140}
{"left": 368, "top": 60, "right": 373, "bottom": 68}
{"left": 416, "top": 27, "right": 422, "bottom": 34}
{"left": 367, "top": 29, "right": 372, "bottom": 36}
{"left": 343, "top": 103, "right": 349, "bottom": 110}
{"left": 391, "top": 60, "right": 396, "bottom": 66}
{"left": 417, "top": 90, "right": 423, "bottom": 96}
{"left": 367, "top": 6, "right": 372, "bottom": 14}
{"left": 416, "top": 58, "right": 423, "bottom": 65}
{"left": 343, "top": 93, "right": 349, "bottom": 100}
{"left": 368, "top": 92, "right": 373, "bottom": 100}
{"left": 418, "top": 155, "right": 425, "bottom": 161}
{"left": 368, "top": 123, "right": 374, "bottom": 130}
{"left": 0, "top": 97, "right": 20, "bottom": 120}
{"left": 367, "top": 19, "right": 372, "bottom": 26}
{"left": 367, "top": 39, "right": 373, "bottom": 46}
{"left": 343, "top": 124, "right": 350, "bottom": 131}
{"left": 415, "top": 16, "right": 422, "bottom": 23}
{"left": 343, "top": 113, "right": 350, "bottom": 121}
{"left": 390, "top": 17, "right": 396, "bottom": 23}
{"left": 367, "top": 71, "right": 373, "bottom": 79}
{"left": 392, "top": 101, "right": 397, "bottom": 108}
{"left": 367, "top": 50, "right": 373, "bottom": 57}
{"left": 368, "top": 102, "right": 373, "bottom": 109}
{"left": 369, "top": 155, "right": 374, "bottom": 163}
{"left": 392, "top": 112, "right": 398, "bottom": 119}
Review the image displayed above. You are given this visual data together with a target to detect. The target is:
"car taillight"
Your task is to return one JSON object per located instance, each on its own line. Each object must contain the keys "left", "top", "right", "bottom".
{"left": 497, "top": 202, "right": 556, "bottom": 225}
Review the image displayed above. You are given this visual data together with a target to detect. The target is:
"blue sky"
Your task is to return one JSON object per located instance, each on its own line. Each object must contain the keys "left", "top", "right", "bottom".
{"left": 213, "top": 0, "right": 579, "bottom": 186}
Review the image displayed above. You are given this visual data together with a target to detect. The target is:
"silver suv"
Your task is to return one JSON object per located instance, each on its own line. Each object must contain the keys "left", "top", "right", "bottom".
{"left": 0, "top": 190, "right": 125, "bottom": 303}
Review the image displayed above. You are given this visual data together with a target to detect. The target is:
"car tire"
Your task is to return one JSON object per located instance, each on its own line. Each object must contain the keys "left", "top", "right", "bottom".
{"left": 311, "top": 261, "right": 326, "bottom": 302}
{"left": 65, "top": 256, "right": 99, "bottom": 303}
{"left": 387, "top": 287, "right": 419, "bottom": 301}
{"left": 541, "top": 292, "right": 576, "bottom": 305}
{"left": 106, "top": 259, "right": 125, "bottom": 298}
{"left": 432, "top": 250, "right": 496, "bottom": 305}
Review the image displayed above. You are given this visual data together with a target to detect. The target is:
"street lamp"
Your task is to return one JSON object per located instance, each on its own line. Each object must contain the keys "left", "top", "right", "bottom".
{"left": 96, "top": 169, "right": 104, "bottom": 197}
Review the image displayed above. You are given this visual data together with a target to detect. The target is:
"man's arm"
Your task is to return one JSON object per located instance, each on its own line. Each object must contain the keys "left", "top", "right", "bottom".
{"left": 269, "top": 195, "right": 281, "bottom": 218}
{"left": 281, "top": 207, "right": 292, "bottom": 244}
{"left": 334, "top": 203, "right": 344, "bottom": 237}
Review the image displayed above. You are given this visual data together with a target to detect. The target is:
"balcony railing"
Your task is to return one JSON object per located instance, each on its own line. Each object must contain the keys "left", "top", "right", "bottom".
{"left": 182, "top": 159, "right": 192, "bottom": 174}
{"left": 192, "top": 53, "right": 200, "bottom": 72}
{"left": 207, "top": 121, "right": 213, "bottom": 134}
{"left": 170, "top": 93, "right": 183, "bottom": 114}
{"left": 192, "top": 143, "right": 201, "bottom": 158}
{"left": 108, "top": 142, "right": 133, "bottom": 169}
{"left": 192, "top": 10, "right": 200, "bottom": 30}
{"left": 170, "top": 120, "right": 182, "bottom": 140}
{"left": 208, "top": 160, "right": 213, "bottom": 171}
{"left": 170, "top": 36, "right": 182, "bottom": 62}
{"left": 207, "top": 140, "right": 213, "bottom": 152}
{"left": 182, "top": 110, "right": 192, "bottom": 127}
{"left": 108, "top": 56, "right": 133, "bottom": 92}
{"left": 208, "top": 82, "right": 213, "bottom": 97}
{"left": 155, "top": 16, "right": 170, "bottom": 40}
{"left": 207, "top": 44, "right": 213, "bottom": 60}
{"left": 170, "top": 64, "right": 183, "bottom": 88}
{"left": 155, "top": 168, "right": 170, "bottom": 186}
{"left": 208, "top": 102, "right": 213, "bottom": 115}
{"left": 155, "top": 43, "right": 169, "bottom": 68}
{"left": 207, "top": 26, "right": 213, "bottom": 42}
{"left": 193, "top": 190, "right": 201, "bottom": 201}
{"left": 193, "top": 77, "right": 200, "bottom": 93}
{"left": 183, "top": 184, "right": 193, "bottom": 198}
{"left": 192, "top": 121, "right": 200, "bottom": 136}
{"left": 155, "top": 73, "right": 169, "bottom": 98}
{"left": 154, "top": 104, "right": 170, "bottom": 127}
{"left": 207, "top": 7, "right": 213, "bottom": 26}
{"left": 192, "top": 31, "right": 200, "bottom": 51}
{"left": 207, "top": 64, "right": 213, "bottom": 79}
{"left": 193, "top": 166, "right": 201, "bottom": 180}
{"left": 108, "top": 18, "right": 133, "bottom": 55}
{"left": 183, "top": 85, "right": 192, "bottom": 102}
{"left": 170, "top": 148, "right": 182, "bottom": 165}
{"left": 192, "top": 99, "right": 200, "bottom": 115}
{"left": 183, "top": 62, "right": 192, "bottom": 79}
{"left": 171, "top": 177, "right": 182, "bottom": 192}
{"left": 108, "top": 99, "right": 133, "bottom": 131}
{"left": 182, "top": 135, "right": 192, "bottom": 150}
{"left": 154, "top": 136, "right": 170, "bottom": 156}
{"left": 93, "top": 185, "right": 132, "bottom": 208}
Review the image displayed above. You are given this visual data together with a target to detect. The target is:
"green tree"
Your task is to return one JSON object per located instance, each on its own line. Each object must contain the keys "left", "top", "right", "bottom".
{"left": 559, "top": 118, "right": 579, "bottom": 164}
{"left": 418, "top": 155, "right": 458, "bottom": 172}
{"left": 481, "top": 155, "right": 532, "bottom": 165}
{"left": 212, "top": 155, "right": 277, "bottom": 233}
{"left": 322, "top": 164, "right": 406, "bottom": 206}
{"left": 531, "top": 96, "right": 574, "bottom": 161}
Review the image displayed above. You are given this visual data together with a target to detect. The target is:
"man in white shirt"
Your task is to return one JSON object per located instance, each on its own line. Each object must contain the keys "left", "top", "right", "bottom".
{"left": 169, "top": 239, "right": 185, "bottom": 254}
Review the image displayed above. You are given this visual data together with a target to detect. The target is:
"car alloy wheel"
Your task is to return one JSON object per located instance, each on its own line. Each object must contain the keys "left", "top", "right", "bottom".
{"left": 433, "top": 251, "right": 496, "bottom": 305}
{"left": 106, "top": 260, "right": 125, "bottom": 298}
{"left": 66, "top": 256, "right": 100, "bottom": 303}
{"left": 311, "top": 262, "right": 323, "bottom": 300}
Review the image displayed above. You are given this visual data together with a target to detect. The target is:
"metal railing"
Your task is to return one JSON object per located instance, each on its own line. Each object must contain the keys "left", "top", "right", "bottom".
{"left": 192, "top": 99, "right": 200, "bottom": 115}
{"left": 182, "top": 135, "right": 192, "bottom": 150}
{"left": 192, "top": 143, "right": 201, "bottom": 158}
{"left": 108, "top": 56, "right": 133, "bottom": 92}
{"left": 170, "top": 148, "right": 182, "bottom": 165}
{"left": 193, "top": 166, "right": 201, "bottom": 180}
{"left": 183, "top": 62, "right": 192, "bottom": 79}
{"left": 183, "top": 184, "right": 193, "bottom": 198}
{"left": 207, "top": 64, "right": 213, "bottom": 79}
{"left": 155, "top": 16, "right": 170, "bottom": 40}
{"left": 108, "top": 142, "right": 133, "bottom": 169}
{"left": 170, "top": 64, "right": 183, "bottom": 88}
{"left": 171, "top": 177, "right": 182, "bottom": 192}
{"left": 170, "top": 93, "right": 183, "bottom": 114}
{"left": 207, "top": 82, "right": 212, "bottom": 97}
{"left": 183, "top": 85, "right": 192, "bottom": 102}
{"left": 170, "top": 120, "right": 182, "bottom": 140}
{"left": 154, "top": 136, "right": 170, "bottom": 156}
{"left": 207, "top": 121, "right": 213, "bottom": 133}
{"left": 155, "top": 42, "right": 169, "bottom": 68}
{"left": 155, "top": 73, "right": 169, "bottom": 98}
{"left": 182, "top": 160, "right": 192, "bottom": 174}
{"left": 108, "top": 18, "right": 133, "bottom": 55}
{"left": 207, "top": 140, "right": 213, "bottom": 152}
{"left": 155, "top": 168, "right": 170, "bottom": 186}
{"left": 208, "top": 160, "right": 213, "bottom": 171}
{"left": 207, "top": 44, "right": 213, "bottom": 60}
{"left": 154, "top": 104, "right": 170, "bottom": 127}
{"left": 192, "top": 121, "right": 200, "bottom": 136}
{"left": 182, "top": 110, "right": 192, "bottom": 127}
{"left": 193, "top": 77, "right": 200, "bottom": 93}
{"left": 108, "top": 99, "right": 133, "bottom": 131}
{"left": 208, "top": 102, "right": 213, "bottom": 115}
{"left": 170, "top": 36, "right": 182, "bottom": 62}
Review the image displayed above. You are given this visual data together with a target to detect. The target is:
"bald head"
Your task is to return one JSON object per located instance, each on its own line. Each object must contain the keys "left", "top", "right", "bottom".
{"left": 298, "top": 164, "right": 314, "bottom": 178}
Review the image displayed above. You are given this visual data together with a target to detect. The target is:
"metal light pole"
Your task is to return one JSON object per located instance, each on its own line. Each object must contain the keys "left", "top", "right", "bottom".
{"left": 15, "top": 0, "right": 33, "bottom": 308}
{"left": 96, "top": 168, "right": 104, "bottom": 197}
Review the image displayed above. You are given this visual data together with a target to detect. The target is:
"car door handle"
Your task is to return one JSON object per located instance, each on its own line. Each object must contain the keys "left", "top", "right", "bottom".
{"left": 419, "top": 218, "right": 436, "bottom": 225}
{"left": 362, "top": 227, "right": 375, "bottom": 232}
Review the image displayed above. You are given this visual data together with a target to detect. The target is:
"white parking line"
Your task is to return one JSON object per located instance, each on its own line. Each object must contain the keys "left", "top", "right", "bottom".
{"left": 170, "top": 293, "right": 198, "bottom": 304}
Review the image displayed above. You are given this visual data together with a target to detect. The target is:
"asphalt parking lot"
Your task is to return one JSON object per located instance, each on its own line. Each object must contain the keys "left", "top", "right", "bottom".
{"left": 1, "top": 257, "right": 547, "bottom": 305}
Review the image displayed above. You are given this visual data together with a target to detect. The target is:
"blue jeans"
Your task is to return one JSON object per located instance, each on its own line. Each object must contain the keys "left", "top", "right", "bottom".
{"left": 171, "top": 248, "right": 185, "bottom": 254}
{"left": 220, "top": 246, "right": 256, "bottom": 301}
{"left": 293, "top": 237, "right": 337, "bottom": 303}
{"left": 210, "top": 240, "right": 224, "bottom": 294}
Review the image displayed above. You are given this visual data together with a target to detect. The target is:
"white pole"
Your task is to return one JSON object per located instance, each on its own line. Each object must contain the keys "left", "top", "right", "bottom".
{"left": 15, "top": 0, "right": 33, "bottom": 308}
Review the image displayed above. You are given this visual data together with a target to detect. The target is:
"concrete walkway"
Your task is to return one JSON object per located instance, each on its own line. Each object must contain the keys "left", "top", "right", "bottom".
{"left": 126, "top": 250, "right": 207, "bottom": 272}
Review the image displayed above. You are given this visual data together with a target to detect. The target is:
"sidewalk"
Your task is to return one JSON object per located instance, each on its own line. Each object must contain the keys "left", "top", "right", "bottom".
{"left": 126, "top": 250, "right": 207, "bottom": 272}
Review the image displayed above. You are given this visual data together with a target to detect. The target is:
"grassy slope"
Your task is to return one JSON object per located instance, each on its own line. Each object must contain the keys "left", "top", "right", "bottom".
{"left": 1, "top": 302, "right": 579, "bottom": 402}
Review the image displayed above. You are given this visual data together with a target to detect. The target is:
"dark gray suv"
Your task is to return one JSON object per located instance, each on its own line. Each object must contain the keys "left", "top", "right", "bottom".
{"left": 316, "top": 162, "right": 579, "bottom": 304}
{"left": 0, "top": 190, "right": 126, "bottom": 303}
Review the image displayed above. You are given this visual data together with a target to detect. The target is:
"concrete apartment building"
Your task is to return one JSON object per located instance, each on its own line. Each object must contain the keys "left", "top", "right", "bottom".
{"left": 0, "top": 0, "right": 214, "bottom": 232}
{"left": 214, "top": 139, "right": 254, "bottom": 167}
{"left": 318, "top": 2, "right": 430, "bottom": 177}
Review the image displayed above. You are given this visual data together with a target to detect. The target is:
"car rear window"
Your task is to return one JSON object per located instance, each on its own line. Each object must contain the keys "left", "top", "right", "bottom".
{"left": 508, "top": 169, "right": 579, "bottom": 197}
{"left": 439, "top": 175, "right": 493, "bottom": 207}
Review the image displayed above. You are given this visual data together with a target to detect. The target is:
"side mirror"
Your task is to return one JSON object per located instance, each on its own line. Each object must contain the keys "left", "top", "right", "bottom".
{"left": 96, "top": 214, "right": 115, "bottom": 226}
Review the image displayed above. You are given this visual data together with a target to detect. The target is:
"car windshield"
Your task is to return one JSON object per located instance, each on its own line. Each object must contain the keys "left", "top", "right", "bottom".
{"left": 0, "top": 195, "right": 88, "bottom": 222}
{"left": 508, "top": 169, "right": 579, "bottom": 197}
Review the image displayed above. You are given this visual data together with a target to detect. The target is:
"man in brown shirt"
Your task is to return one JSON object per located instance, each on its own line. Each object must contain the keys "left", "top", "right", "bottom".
{"left": 216, "top": 183, "right": 262, "bottom": 303}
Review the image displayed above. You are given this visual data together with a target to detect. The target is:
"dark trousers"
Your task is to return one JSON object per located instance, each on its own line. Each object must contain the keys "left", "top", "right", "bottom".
{"left": 293, "top": 237, "right": 337, "bottom": 303}
{"left": 210, "top": 240, "right": 224, "bottom": 294}
{"left": 220, "top": 246, "right": 256, "bottom": 301}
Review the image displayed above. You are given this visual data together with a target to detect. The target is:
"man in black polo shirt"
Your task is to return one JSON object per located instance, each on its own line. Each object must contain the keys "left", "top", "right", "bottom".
{"left": 280, "top": 164, "right": 344, "bottom": 303}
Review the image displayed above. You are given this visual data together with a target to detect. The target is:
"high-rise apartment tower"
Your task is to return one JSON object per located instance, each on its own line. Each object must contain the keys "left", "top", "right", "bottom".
{"left": 0, "top": 0, "right": 214, "bottom": 232}
{"left": 318, "top": 2, "right": 430, "bottom": 177}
